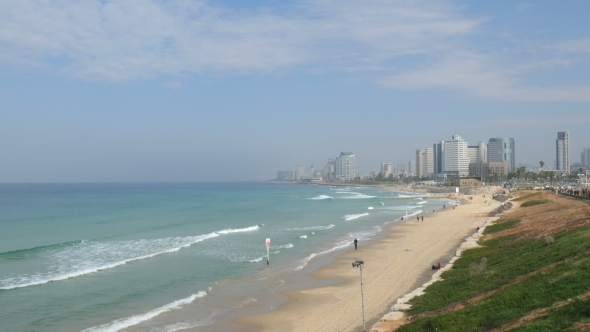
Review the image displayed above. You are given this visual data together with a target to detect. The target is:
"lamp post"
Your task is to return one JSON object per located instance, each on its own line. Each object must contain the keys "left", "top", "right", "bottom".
{"left": 352, "top": 260, "right": 366, "bottom": 332}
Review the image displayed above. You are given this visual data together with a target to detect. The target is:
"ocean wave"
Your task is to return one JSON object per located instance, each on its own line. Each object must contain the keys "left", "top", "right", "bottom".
{"left": 299, "top": 235, "right": 308, "bottom": 239}
{"left": 344, "top": 213, "right": 369, "bottom": 221}
{"left": 275, "top": 243, "right": 294, "bottom": 249}
{"left": 286, "top": 224, "right": 335, "bottom": 231}
{"left": 0, "top": 225, "right": 261, "bottom": 290}
{"left": 416, "top": 200, "right": 428, "bottom": 205}
{"left": 0, "top": 240, "right": 85, "bottom": 258}
{"left": 83, "top": 291, "right": 207, "bottom": 332}
{"left": 294, "top": 240, "right": 351, "bottom": 271}
{"left": 367, "top": 206, "right": 374, "bottom": 210}
{"left": 307, "top": 195, "right": 333, "bottom": 200}
{"left": 216, "top": 225, "right": 260, "bottom": 234}
{"left": 340, "top": 194, "right": 376, "bottom": 199}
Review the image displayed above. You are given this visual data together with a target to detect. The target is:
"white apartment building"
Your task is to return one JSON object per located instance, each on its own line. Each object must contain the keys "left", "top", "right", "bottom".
{"left": 334, "top": 152, "right": 357, "bottom": 180}
{"left": 442, "top": 134, "right": 470, "bottom": 177}
{"left": 556, "top": 131, "right": 570, "bottom": 173}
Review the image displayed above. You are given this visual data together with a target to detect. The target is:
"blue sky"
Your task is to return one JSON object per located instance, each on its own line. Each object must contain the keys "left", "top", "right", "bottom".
{"left": 1, "top": 0, "right": 589, "bottom": 182}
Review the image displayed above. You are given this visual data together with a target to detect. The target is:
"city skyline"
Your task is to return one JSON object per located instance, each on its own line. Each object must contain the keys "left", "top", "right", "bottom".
{"left": 1, "top": 1, "right": 590, "bottom": 182}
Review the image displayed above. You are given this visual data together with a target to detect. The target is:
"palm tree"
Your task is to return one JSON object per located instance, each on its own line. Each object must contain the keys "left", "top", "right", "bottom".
{"left": 540, "top": 161, "right": 545, "bottom": 169}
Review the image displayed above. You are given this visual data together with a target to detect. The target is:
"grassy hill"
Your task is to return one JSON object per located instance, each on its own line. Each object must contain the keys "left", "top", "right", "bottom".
{"left": 395, "top": 191, "right": 590, "bottom": 331}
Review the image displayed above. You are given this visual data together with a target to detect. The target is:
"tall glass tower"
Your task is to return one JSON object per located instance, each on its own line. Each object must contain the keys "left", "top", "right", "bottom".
{"left": 556, "top": 131, "right": 570, "bottom": 173}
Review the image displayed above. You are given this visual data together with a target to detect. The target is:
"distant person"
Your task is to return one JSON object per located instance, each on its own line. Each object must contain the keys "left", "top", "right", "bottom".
{"left": 354, "top": 238, "right": 358, "bottom": 250}
{"left": 417, "top": 215, "right": 420, "bottom": 222}
{"left": 421, "top": 215, "right": 424, "bottom": 221}
{"left": 437, "top": 262, "right": 441, "bottom": 269}
{"left": 443, "top": 205, "right": 445, "bottom": 209}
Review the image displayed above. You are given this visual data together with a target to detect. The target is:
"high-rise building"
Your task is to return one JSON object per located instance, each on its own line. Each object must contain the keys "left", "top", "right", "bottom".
{"left": 295, "top": 165, "right": 304, "bottom": 180}
{"left": 442, "top": 134, "right": 469, "bottom": 177}
{"left": 582, "top": 148, "right": 590, "bottom": 168}
{"left": 425, "top": 148, "right": 434, "bottom": 176}
{"left": 380, "top": 163, "right": 393, "bottom": 178}
{"left": 416, "top": 149, "right": 426, "bottom": 178}
{"left": 322, "top": 159, "right": 335, "bottom": 179}
{"left": 433, "top": 140, "right": 445, "bottom": 175}
{"left": 334, "top": 152, "right": 356, "bottom": 180}
{"left": 556, "top": 131, "right": 570, "bottom": 172}
{"left": 468, "top": 142, "right": 488, "bottom": 164}
{"left": 488, "top": 138, "right": 515, "bottom": 173}
{"left": 408, "top": 160, "right": 415, "bottom": 177}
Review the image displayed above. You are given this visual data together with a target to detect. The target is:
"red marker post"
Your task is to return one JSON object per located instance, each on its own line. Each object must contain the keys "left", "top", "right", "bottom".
{"left": 266, "top": 238, "right": 271, "bottom": 265}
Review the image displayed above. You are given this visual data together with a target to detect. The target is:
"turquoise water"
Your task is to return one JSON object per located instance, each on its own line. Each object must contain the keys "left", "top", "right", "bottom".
{"left": 0, "top": 183, "right": 448, "bottom": 332}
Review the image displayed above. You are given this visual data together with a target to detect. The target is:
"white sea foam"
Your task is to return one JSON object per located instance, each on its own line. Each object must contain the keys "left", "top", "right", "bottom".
{"left": 299, "top": 235, "right": 308, "bottom": 239}
{"left": 340, "top": 194, "right": 376, "bottom": 199}
{"left": 294, "top": 240, "right": 352, "bottom": 271}
{"left": 344, "top": 213, "right": 369, "bottom": 221}
{"left": 83, "top": 291, "right": 207, "bottom": 332}
{"left": 216, "top": 225, "right": 260, "bottom": 234}
{"left": 247, "top": 256, "right": 265, "bottom": 263}
{"left": 308, "top": 195, "right": 333, "bottom": 200}
{"left": 416, "top": 201, "right": 428, "bottom": 205}
{"left": 286, "top": 224, "right": 335, "bottom": 231}
{"left": 367, "top": 206, "right": 374, "bottom": 210}
{"left": 0, "top": 225, "right": 261, "bottom": 290}
{"left": 275, "top": 243, "right": 294, "bottom": 249}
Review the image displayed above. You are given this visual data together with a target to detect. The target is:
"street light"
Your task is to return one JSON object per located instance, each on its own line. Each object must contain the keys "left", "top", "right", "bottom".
{"left": 352, "top": 260, "right": 366, "bottom": 332}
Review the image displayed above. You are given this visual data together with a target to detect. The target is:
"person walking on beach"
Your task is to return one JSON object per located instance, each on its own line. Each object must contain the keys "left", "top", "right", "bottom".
{"left": 417, "top": 215, "right": 419, "bottom": 222}
{"left": 421, "top": 215, "right": 424, "bottom": 221}
{"left": 354, "top": 238, "right": 358, "bottom": 250}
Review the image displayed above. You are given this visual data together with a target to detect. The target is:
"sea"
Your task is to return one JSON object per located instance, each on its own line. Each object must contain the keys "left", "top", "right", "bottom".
{"left": 0, "top": 182, "right": 452, "bottom": 332}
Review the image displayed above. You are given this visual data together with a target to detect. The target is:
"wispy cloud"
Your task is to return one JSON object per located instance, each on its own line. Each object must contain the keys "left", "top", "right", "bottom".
{"left": 466, "top": 115, "right": 590, "bottom": 129}
{"left": 550, "top": 38, "right": 590, "bottom": 54}
{"left": 0, "top": 0, "right": 589, "bottom": 102}
{"left": 0, "top": 0, "right": 480, "bottom": 80}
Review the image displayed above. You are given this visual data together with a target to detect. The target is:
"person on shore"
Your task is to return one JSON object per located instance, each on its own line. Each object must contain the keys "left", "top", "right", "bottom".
{"left": 354, "top": 238, "right": 358, "bottom": 250}
{"left": 437, "top": 262, "right": 441, "bottom": 269}
{"left": 421, "top": 215, "right": 424, "bottom": 221}
{"left": 443, "top": 205, "right": 445, "bottom": 209}
{"left": 417, "top": 215, "right": 419, "bottom": 222}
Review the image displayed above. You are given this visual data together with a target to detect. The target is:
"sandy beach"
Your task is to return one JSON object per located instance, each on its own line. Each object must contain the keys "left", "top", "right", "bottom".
{"left": 233, "top": 194, "right": 500, "bottom": 332}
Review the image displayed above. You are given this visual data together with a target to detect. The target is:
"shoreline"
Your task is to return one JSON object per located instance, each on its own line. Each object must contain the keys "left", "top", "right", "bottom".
{"left": 224, "top": 193, "right": 500, "bottom": 332}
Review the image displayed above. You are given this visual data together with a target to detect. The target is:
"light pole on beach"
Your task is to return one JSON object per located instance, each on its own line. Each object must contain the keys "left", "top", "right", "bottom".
{"left": 352, "top": 260, "right": 366, "bottom": 332}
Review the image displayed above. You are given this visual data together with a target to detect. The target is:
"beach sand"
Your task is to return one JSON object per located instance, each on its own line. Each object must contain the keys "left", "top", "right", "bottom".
{"left": 233, "top": 194, "right": 500, "bottom": 332}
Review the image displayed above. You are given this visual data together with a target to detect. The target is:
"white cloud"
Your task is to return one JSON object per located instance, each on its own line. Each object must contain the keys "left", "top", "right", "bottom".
{"left": 0, "top": 0, "right": 480, "bottom": 80}
{"left": 0, "top": 0, "right": 589, "bottom": 102}
{"left": 550, "top": 38, "right": 590, "bottom": 54}
{"left": 375, "top": 51, "right": 590, "bottom": 102}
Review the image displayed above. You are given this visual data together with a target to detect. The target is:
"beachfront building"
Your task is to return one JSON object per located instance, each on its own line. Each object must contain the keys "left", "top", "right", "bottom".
{"left": 408, "top": 160, "right": 415, "bottom": 177}
{"left": 334, "top": 152, "right": 356, "bottom": 181}
{"left": 322, "top": 159, "right": 335, "bottom": 180}
{"left": 556, "top": 131, "right": 570, "bottom": 173}
{"left": 380, "top": 162, "right": 393, "bottom": 177}
{"left": 433, "top": 140, "right": 445, "bottom": 175}
{"left": 295, "top": 165, "right": 304, "bottom": 181}
{"left": 582, "top": 148, "right": 590, "bottom": 168}
{"left": 488, "top": 137, "right": 516, "bottom": 173}
{"left": 468, "top": 142, "right": 487, "bottom": 164}
{"left": 442, "top": 134, "right": 470, "bottom": 177}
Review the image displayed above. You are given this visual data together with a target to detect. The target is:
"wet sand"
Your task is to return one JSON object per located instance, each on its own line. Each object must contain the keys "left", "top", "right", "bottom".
{"left": 232, "top": 195, "right": 499, "bottom": 331}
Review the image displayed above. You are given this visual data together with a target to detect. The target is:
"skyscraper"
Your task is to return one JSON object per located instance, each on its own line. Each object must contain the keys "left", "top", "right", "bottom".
{"left": 433, "top": 140, "right": 445, "bottom": 175}
{"left": 582, "top": 148, "right": 590, "bottom": 168}
{"left": 334, "top": 152, "right": 356, "bottom": 180}
{"left": 556, "top": 131, "right": 570, "bottom": 173}
{"left": 416, "top": 149, "right": 426, "bottom": 178}
{"left": 442, "top": 134, "right": 470, "bottom": 177}
{"left": 487, "top": 138, "right": 515, "bottom": 173}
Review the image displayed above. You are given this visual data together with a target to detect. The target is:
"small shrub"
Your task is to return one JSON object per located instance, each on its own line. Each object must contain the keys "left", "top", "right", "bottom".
{"left": 544, "top": 235, "right": 554, "bottom": 245}
{"left": 469, "top": 257, "right": 487, "bottom": 277}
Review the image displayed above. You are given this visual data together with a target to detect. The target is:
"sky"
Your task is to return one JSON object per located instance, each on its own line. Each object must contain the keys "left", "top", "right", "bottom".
{"left": 1, "top": 0, "right": 590, "bottom": 182}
